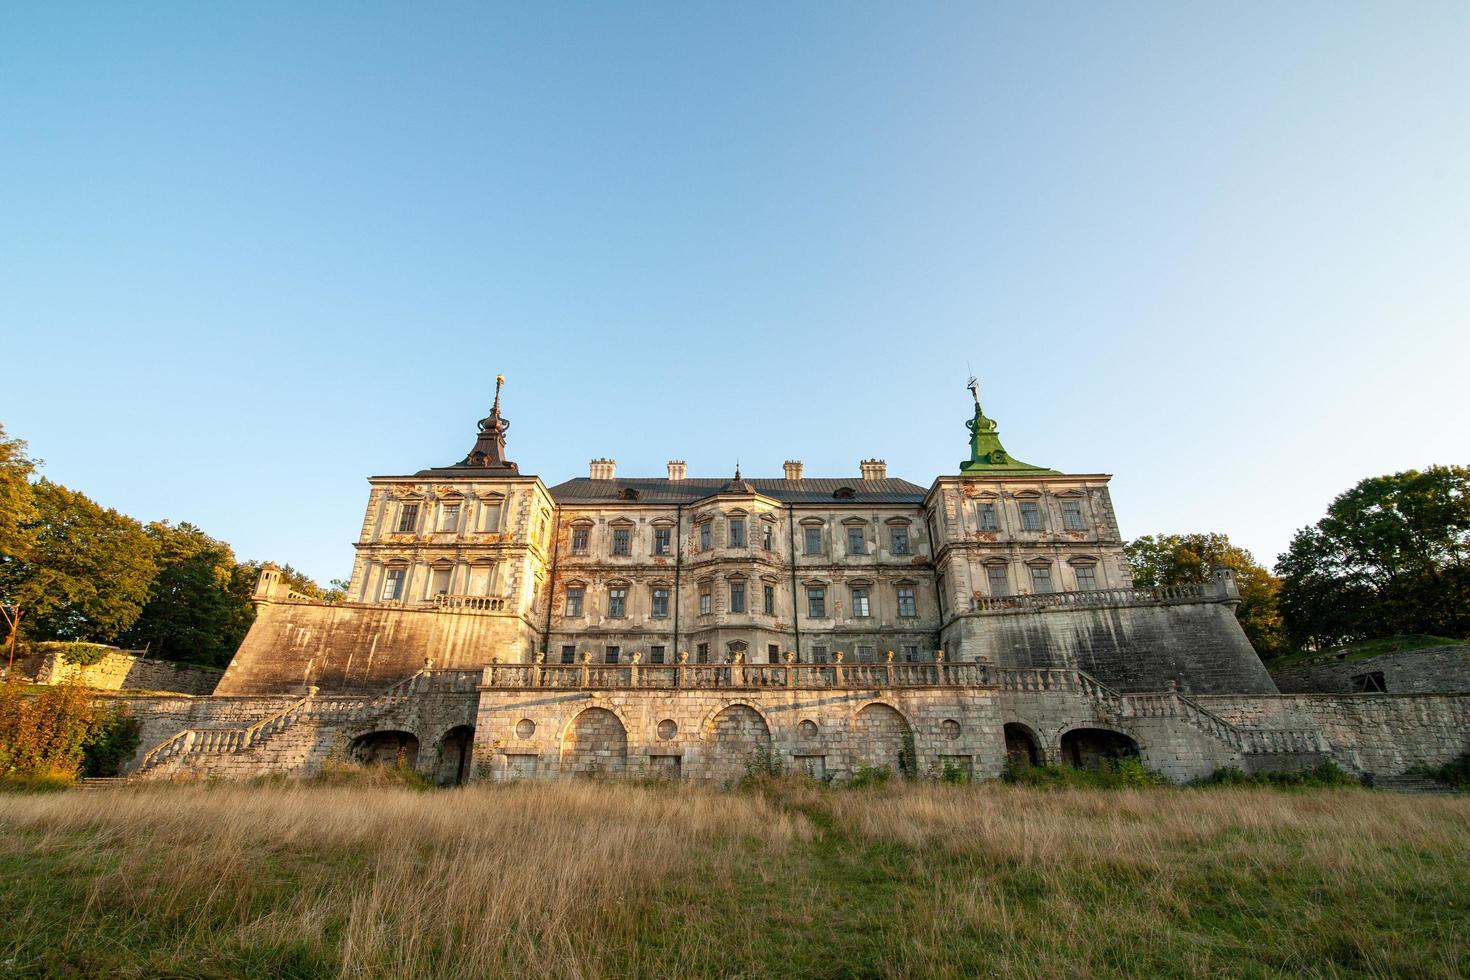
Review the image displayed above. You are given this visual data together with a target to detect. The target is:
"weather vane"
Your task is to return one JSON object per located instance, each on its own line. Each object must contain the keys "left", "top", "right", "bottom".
{"left": 966, "top": 374, "right": 980, "bottom": 406}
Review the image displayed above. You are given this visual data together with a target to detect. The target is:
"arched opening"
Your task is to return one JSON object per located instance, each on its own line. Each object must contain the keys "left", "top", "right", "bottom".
{"left": 851, "top": 703, "right": 915, "bottom": 777}
{"left": 1003, "top": 723, "right": 1041, "bottom": 768}
{"left": 705, "top": 704, "right": 771, "bottom": 784}
{"left": 349, "top": 730, "right": 420, "bottom": 770}
{"left": 1060, "top": 728, "right": 1139, "bottom": 770}
{"left": 561, "top": 708, "right": 628, "bottom": 778}
{"left": 436, "top": 725, "right": 475, "bottom": 786}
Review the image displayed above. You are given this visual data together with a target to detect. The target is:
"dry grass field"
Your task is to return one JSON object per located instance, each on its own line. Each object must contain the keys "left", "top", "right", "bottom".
{"left": 1, "top": 776, "right": 1467, "bottom": 978}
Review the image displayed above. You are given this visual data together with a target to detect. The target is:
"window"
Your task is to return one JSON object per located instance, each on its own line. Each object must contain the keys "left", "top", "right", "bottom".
{"left": 699, "top": 588, "right": 712, "bottom": 615}
{"left": 565, "top": 587, "right": 584, "bottom": 617}
{"left": 804, "top": 526, "right": 822, "bottom": 555}
{"left": 382, "top": 567, "right": 406, "bottom": 600}
{"left": 847, "top": 526, "right": 866, "bottom": 555}
{"left": 1075, "top": 565, "right": 1098, "bottom": 590}
{"left": 762, "top": 524, "right": 774, "bottom": 550}
{"left": 560, "top": 644, "right": 576, "bottom": 664}
{"left": 651, "top": 588, "right": 669, "bottom": 618}
{"left": 978, "top": 502, "right": 999, "bottom": 530}
{"left": 729, "top": 581, "right": 746, "bottom": 613}
{"left": 896, "top": 586, "right": 916, "bottom": 618}
{"left": 890, "top": 526, "right": 909, "bottom": 555}
{"left": 605, "top": 645, "right": 620, "bottom": 665}
{"left": 986, "top": 565, "right": 1009, "bottom": 596}
{"left": 653, "top": 527, "right": 671, "bottom": 556}
{"left": 807, "top": 587, "right": 826, "bottom": 618}
{"left": 608, "top": 587, "right": 627, "bottom": 617}
{"left": 571, "top": 527, "right": 589, "bottom": 554}
{"left": 856, "top": 644, "right": 875, "bottom": 663}
{"left": 396, "top": 503, "right": 419, "bottom": 533}
{"left": 478, "top": 500, "right": 502, "bottom": 532}
{"left": 1352, "top": 671, "right": 1387, "bottom": 693}
{"left": 611, "top": 527, "right": 630, "bottom": 555}
{"left": 696, "top": 642, "right": 709, "bottom": 664}
{"left": 763, "top": 584, "right": 775, "bottom": 614}
{"left": 811, "top": 644, "right": 829, "bottom": 664}
{"left": 428, "top": 566, "right": 451, "bottom": 597}
{"left": 903, "top": 644, "right": 919, "bottom": 662}
{"left": 1029, "top": 565, "right": 1053, "bottom": 593}
{"left": 1019, "top": 500, "right": 1042, "bottom": 531}
{"left": 851, "top": 586, "right": 871, "bottom": 618}
{"left": 650, "top": 645, "right": 666, "bottom": 665}
{"left": 1062, "top": 499, "right": 1086, "bottom": 531}
{"left": 440, "top": 503, "right": 460, "bottom": 531}
{"left": 768, "top": 644, "right": 780, "bottom": 664}
{"left": 699, "top": 522, "right": 711, "bottom": 552}
{"left": 728, "top": 517, "right": 745, "bottom": 547}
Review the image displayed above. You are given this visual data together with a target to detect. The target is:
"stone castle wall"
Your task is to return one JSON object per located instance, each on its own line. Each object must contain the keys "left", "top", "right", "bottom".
{"left": 36, "top": 648, "right": 221, "bottom": 695}
{"left": 1270, "top": 645, "right": 1470, "bottom": 695}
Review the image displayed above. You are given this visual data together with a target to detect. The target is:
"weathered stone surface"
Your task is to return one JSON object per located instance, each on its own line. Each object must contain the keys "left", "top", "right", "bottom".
{"left": 1271, "top": 645, "right": 1470, "bottom": 695}
{"left": 35, "top": 648, "right": 220, "bottom": 695}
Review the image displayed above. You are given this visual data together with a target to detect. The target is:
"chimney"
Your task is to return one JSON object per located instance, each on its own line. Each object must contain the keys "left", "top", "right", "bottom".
{"left": 589, "top": 458, "right": 616, "bottom": 480}
{"left": 667, "top": 460, "right": 686, "bottom": 481}
{"left": 860, "top": 459, "right": 887, "bottom": 481}
{"left": 783, "top": 460, "right": 803, "bottom": 481}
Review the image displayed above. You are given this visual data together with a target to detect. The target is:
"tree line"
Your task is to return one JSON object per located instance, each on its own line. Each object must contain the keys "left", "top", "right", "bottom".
{"left": 0, "top": 423, "right": 342, "bottom": 667}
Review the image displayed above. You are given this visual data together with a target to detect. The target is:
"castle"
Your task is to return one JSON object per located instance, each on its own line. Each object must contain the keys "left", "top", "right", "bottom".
{"left": 119, "top": 379, "right": 1469, "bottom": 785}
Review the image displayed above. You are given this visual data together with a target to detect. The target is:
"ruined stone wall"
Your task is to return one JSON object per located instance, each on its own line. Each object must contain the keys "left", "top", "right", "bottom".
{"left": 1196, "top": 693, "right": 1470, "bottom": 775}
{"left": 215, "top": 600, "right": 537, "bottom": 695}
{"left": 38, "top": 649, "right": 221, "bottom": 695}
{"left": 471, "top": 686, "right": 1006, "bottom": 784}
{"left": 1270, "top": 645, "right": 1470, "bottom": 695}
{"left": 946, "top": 601, "right": 1277, "bottom": 695}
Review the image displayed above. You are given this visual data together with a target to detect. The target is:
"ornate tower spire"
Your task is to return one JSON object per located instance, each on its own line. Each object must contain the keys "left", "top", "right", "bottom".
{"left": 959, "top": 377, "right": 1056, "bottom": 474}
{"left": 459, "top": 373, "right": 519, "bottom": 472}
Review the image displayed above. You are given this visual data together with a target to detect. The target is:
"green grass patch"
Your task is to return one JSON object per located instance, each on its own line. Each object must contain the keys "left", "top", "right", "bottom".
{"left": 1267, "top": 633, "right": 1462, "bottom": 669}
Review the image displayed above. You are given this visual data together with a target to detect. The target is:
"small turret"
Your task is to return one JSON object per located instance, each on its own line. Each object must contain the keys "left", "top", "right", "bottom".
{"left": 958, "top": 376, "right": 1057, "bottom": 475}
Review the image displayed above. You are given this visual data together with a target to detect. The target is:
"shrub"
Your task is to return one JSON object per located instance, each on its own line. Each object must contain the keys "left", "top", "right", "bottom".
{"left": 848, "top": 765, "right": 892, "bottom": 789}
{"left": 56, "top": 642, "right": 111, "bottom": 668}
{"left": 82, "top": 705, "right": 141, "bottom": 777}
{"left": 1191, "top": 760, "right": 1360, "bottom": 789}
{"left": 1410, "top": 753, "right": 1470, "bottom": 790}
{"left": 1002, "top": 756, "right": 1168, "bottom": 789}
{"left": 0, "top": 678, "right": 103, "bottom": 783}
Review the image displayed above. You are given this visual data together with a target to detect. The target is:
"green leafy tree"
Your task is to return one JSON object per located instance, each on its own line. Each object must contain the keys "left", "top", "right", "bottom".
{"left": 1125, "top": 532, "right": 1287, "bottom": 657}
{"left": 0, "top": 480, "right": 158, "bottom": 643}
{"left": 0, "top": 423, "right": 38, "bottom": 562}
{"left": 1276, "top": 466, "right": 1470, "bottom": 649}
{"left": 120, "top": 522, "right": 255, "bottom": 666}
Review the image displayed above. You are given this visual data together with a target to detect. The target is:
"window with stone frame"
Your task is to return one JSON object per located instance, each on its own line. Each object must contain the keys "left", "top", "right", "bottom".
{"left": 1074, "top": 564, "right": 1098, "bottom": 590}
{"left": 890, "top": 526, "right": 910, "bottom": 555}
{"left": 699, "top": 521, "right": 712, "bottom": 552}
{"left": 605, "top": 645, "right": 620, "bottom": 664}
{"left": 651, "top": 587, "right": 670, "bottom": 619}
{"left": 807, "top": 586, "right": 827, "bottom": 618}
{"left": 565, "top": 587, "right": 584, "bottom": 617}
{"left": 699, "top": 588, "right": 712, "bottom": 615}
{"left": 439, "top": 503, "right": 460, "bottom": 531}
{"left": 1019, "top": 500, "right": 1043, "bottom": 531}
{"left": 382, "top": 567, "right": 406, "bottom": 600}
{"left": 477, "top": 499, "right": 503, "bottom": 532}
{"left": 395, "top": 503, "right": 419, "bottom": 533}
{"left": 697, "top": 642, "right": 710, "bottom": 663}
{"left": 804, "top": 526, "right": 822, "bottom": 555}
{"left": 851, "top": 586, "right": 871, "bottom": 617}
{"left": 653, "top": 527, "right": 671, "bottom": 556}
{"left": 1061, "top": 498, "right": 1086, "bottom": 530}
{"left": 560, "top": 644, "right": 576, "bottom": 664}
{"left": 650, "top": 645, "right": 666, "bottom": 664}
{"left": 608, "top": 587, "right": 627, "bottom": 617}
{"left": 977, "top": 501, "right": 999, "bottom": 530}
{"left": 986, "top": 564, "right": 1009, "bottom": 597}
{"left": 611, "top": 527, "right": 631, "bottom": 556}
{"left": 570, "top": 527, "right": 590, "bottom": 554}
{"left": 728, "top": 517, "right": 745, "bottom": 548}
{"left": 847, "top": 526, "right": 866, "bottom": 555}
{"left": 729, "top": 580, "right": 746, "bottom": 613}
{"left": 768, "top": 644, "right": 781, "bottom": 663}
{"left": 1028, "top": 564, "right": 1053, "bottom": 593}
{"left": 763, "top": 584, "right": 775, "bottom": 614}
{"left": 811, "top": 644, "right": 829, "bottom": 663}
{"left": 903, "top": 643, "right": 920, "bottom": 662}
{"left": 856, "top": 644, "right": 875, "bottom": 663}
{"left": 896, "top": 586, "right": 917, "bottom": 618}
{"left": 762, "top": 523, "right": 774, "bottom": 550}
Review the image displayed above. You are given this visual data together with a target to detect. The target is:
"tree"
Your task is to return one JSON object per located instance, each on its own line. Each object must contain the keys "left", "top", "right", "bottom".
{"left": 120, "top": 522, "right": 255, "bottom": 667}
{"left": 1276, "top": 466, "right": 1470, "bottom": 649}
{"left": 0, "top": 422, "right": 37, "bottom": 562}
{"left": 0, "top": 480, "right": 158, "bottom": 643}
{"left": 1125, "top": 532, "right": 1287, "bottom": 657}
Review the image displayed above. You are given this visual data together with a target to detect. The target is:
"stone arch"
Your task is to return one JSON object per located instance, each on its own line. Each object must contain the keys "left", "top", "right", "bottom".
{"left": 704, "top": 703, "right": 772, "bottom": 784}
{"left": 435, "top": 725, "right": 475, "bottom": 786}
{"left": 1060, "top": 726, "right": 1140, "bottom": 770}
{"left": 1003, "top": 722, "right": 1042, "bottom": 767}
{"left": 850, "top": 702, "right": 915, "bottom": 776}
{"left": 561, "top": 707, "right": 628, "bottom": 778}
{"left": 349, "top": 730, "right": 420, "bottom": 769}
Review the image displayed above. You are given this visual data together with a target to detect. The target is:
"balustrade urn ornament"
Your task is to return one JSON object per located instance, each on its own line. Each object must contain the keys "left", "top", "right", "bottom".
{"left": 631, "top": 651, "right": 643, "bottom": 664}
{"left": 679, "top": 651, "right": 689, "bottom": 664}
{"left": 833, "top": 651, "right": 844, "bottom": 664}
{"left": 886, "top": 650, "right": 895, "bottom": 663}
{"left": 582, "top": 651, "right": 593, "bottom": 664}
{"left": 535, "top": 653, "right": 545, "bottom": 665}
{"left": 935, "top": 650, "right": 946, "bottom": 663}
{"left": 784, "top": 651, "right": 796, "bottom": 664}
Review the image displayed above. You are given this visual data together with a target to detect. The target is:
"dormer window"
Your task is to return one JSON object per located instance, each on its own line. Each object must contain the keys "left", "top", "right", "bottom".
{"left": 833, "top": 486, "right": 855, "bottom": 500}
{"left": 618, "top": 488, "right": 640, "bottom": 501}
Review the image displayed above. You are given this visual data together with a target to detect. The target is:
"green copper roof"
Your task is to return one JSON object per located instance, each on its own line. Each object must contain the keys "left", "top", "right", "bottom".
{"left": 958, "top": 382, "right": 1058, "bottom": 475}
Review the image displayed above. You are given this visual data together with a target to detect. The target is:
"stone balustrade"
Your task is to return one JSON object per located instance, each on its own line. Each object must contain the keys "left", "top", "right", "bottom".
{"left": 482, "top": 661, "right": 997, "bottom": 691}
{"left": 426, "top": 594, "right": 507, "bottom": 613}
{"left": 970, "top": 583, "right": 1209, "bottom": 614}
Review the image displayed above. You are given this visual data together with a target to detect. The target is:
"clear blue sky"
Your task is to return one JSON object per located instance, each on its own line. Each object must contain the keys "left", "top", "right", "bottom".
{"left": 3, "top": 3, "right": 1467, "bottom": 585}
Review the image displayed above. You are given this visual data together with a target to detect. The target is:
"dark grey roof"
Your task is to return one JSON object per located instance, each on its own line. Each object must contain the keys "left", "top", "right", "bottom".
{"left": 547, "top": 477, "right": 928, "bottom": 505}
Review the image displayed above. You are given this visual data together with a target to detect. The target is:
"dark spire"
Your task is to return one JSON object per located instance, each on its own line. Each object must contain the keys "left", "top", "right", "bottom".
{"left": 458, "top": 373, "right": 519, "bottom": 472}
